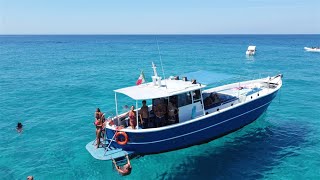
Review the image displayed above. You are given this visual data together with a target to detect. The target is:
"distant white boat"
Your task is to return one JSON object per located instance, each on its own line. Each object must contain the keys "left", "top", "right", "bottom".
{"left": 246, "top": 46, "right": 256, "bottom": 56}
{"left": 304, "top": 47, "right": 320, "bottom": 52}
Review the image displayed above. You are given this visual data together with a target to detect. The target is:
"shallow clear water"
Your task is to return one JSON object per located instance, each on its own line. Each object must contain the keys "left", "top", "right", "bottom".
{"left": 1, "top": 35, "right": 320, "bottom": 179}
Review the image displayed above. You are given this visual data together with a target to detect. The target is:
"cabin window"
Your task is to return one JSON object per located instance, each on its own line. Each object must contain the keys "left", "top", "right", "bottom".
{"left": 177, "top": 92, "right": 192, "bottom": 107}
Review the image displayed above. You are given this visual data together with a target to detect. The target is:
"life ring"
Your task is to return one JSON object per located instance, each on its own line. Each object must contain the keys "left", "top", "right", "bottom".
{"left": 115, "top": 131, "right": 128, "bottom": 145}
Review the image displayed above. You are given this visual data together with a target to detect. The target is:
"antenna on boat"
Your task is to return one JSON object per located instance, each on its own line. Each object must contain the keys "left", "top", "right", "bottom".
{"left": 156, "top": 37, "right": 166, "bottom": 81}
{"left": 152, "top": 62, "right": 158, "bottom": 77}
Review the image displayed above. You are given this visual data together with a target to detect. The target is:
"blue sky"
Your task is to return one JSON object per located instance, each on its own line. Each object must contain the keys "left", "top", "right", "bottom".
{"left": 0, "top": 0, "right": 319, "bottom": 34}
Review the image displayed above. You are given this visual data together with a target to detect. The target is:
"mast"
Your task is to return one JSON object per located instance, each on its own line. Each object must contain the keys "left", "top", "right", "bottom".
{"left": 156, "top": 38, "right": 167, "bottom": 88}
{"left": 156, "top": 37, "right": 166, "bottom": 80}
{"left": 152, "top": 62, "right": 158, "bottom": 77}
{"left": 151, "top": 62, "right": 162, "bottom": 87}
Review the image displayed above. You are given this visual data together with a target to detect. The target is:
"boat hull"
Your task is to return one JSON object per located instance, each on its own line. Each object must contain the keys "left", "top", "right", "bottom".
{"left": 246, "top": 51, "right": 255, "bottom": 55}
{"left": 106, "top": 89, "right": 279, "bottom": 154}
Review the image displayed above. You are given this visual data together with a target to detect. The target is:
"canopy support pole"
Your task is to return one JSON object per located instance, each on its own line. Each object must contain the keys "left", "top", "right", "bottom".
{"left": 200, "top": 89, "right": 205, "bottom": 115}
{"left": 136, "top": 101, "right": 139, "bottom": 129}
{"left": 115, "top": 92, "right": 119, "bottom": 120}
{"left": 191, "top": 91, "right": 194, "bottom": 104}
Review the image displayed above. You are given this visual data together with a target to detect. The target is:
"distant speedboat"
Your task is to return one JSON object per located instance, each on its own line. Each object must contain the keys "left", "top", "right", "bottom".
{"left": 86, "top": 62, "right": 283, "bottom": 160}
{"left": 246, "top": 46, "right": 256, "bottom": 56}
{"left": 304, "top": 47, "right": 320, "bottom": 52}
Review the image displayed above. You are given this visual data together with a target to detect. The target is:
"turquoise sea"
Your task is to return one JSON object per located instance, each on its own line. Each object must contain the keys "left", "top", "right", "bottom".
{"left": 1, "top": 35, "right": 320, "bottom": 179}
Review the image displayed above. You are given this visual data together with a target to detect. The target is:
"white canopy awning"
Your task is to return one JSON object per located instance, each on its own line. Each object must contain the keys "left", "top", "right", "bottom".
{"left": 114, "top": 79, "right": 206, "bottom": 100}
{"left": 247, "top": 46, "right": 256, "bottom": 51}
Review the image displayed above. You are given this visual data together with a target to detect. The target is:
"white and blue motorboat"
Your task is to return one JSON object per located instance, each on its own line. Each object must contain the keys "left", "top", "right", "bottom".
{"left": 86, "top": 63, "right": 283, "bottom": 160}
{"left": 246, "top": 46, "right": 256, "bottom": 56}
{"left": 304, "top": 47, "right": 320, "bottom": 52}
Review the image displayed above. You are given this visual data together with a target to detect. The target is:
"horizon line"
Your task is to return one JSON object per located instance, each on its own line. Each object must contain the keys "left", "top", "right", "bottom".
{"left": 0, "top": 33, "right": 319, "bottom": 36}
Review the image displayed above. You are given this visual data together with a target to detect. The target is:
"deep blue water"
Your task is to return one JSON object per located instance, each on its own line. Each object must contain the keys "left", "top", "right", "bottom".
{"left": 1, "top": 35, "right": 320, "bottom": 179}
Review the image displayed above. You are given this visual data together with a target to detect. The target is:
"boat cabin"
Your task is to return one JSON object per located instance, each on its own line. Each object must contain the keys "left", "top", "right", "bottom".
{"left": 113, "top": 75, "right": 206, "bottom": 128}
{"left": 111, "top": 64, "right": 242, "bottom": 130}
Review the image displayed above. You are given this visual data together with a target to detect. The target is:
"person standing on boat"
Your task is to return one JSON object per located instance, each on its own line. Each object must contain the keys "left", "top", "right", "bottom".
{"left": 112, "top": 154, "right": 132, "bottom": 176}
{"left": 154, "top": 99, "right": 167, "bottom": 127}
{"left": 139, "top": 100, "right": 149, "bottom": 128}
{"left": 94, "top": 108, "right": 103, "bottom": 148}
{"left": 128, "top": 105, "right": 137, "bottom": 129}
{"left": 95, "top": 108, "right": 102, "bottom": 119}
{"left": 167, "top": 101, "right": 178, "bottom": 125}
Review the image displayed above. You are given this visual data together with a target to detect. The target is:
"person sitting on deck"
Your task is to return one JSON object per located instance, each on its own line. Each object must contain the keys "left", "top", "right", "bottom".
{"left": 212, "top": 93, "right": 221, "bottom": 103}
{"left": 204, "top": 93, "right": 221, "bottom": 108}
{"left": 154, "top": 99, "right": 167, "bottom": 127}
{"left": 112, "top": 154, "right": 132, "bottom": 176}
{"left": 139, "top": 100, "right": 149, "bottom": 128}
{"left": 204, "top": 93, "right": 213, "bottom": 107}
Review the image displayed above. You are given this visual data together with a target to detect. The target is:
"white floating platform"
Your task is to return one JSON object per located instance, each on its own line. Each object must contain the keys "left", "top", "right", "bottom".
{"left": 85, "top": 140, "right": 133, "bottom": 160}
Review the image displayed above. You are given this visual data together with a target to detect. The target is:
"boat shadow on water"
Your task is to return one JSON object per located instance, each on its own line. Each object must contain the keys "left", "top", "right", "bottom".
{"left": 158, "top": 119, "right": 311, "bottom": 179}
